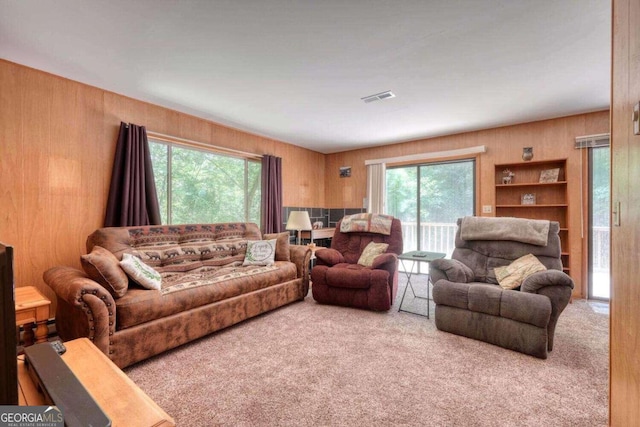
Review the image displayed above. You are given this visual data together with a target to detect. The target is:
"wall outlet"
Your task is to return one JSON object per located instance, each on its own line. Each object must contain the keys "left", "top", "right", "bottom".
{"left": 482, "top": 205, "right": 492, "bottom": 214}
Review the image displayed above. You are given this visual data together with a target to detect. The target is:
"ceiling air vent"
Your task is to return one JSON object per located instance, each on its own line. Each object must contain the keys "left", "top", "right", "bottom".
{"left": 361, "top": 90, "right": 395, "bottom": 103}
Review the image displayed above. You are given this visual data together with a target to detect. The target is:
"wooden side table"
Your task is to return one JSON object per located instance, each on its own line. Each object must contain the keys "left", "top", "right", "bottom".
{"left": 300, "top": 227, "right": 335, "bottom": 245}
{"left": 15, "top": 286, "right": 51, "bottom": 346}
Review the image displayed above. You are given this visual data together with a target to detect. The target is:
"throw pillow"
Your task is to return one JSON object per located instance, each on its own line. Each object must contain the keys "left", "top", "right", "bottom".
{"left": 243, "top": 239, "right": 277, "bottom": 266}
{"left": 81, "top": 246, "right": 129, "bottom": 298}
{"left": 494, "top": 253, "right": 547, "bottom": 290}
{"left": 357, "top": 242, "right": 389, "bottom": 267}
{"left": 119, "top": 253, "right": 162, "bottom": 290}
{"left": 263, "top": 232, "right": 290, "bottom": 262}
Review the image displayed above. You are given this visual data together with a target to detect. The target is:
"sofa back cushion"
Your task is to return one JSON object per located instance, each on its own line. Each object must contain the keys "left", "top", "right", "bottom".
{"left": 451, "top": 218, "right": 563, "bottom": 283}
{"left": 87, "top": 223, "right": 262, "bottom": 270}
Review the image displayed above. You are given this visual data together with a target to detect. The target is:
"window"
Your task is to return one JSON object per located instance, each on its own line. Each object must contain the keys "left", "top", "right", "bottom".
{"left": 386, "top": 159, "right": 475, "bottom": 258}
{"left": 149, "top": 140, "right": 261, "bottom": 225}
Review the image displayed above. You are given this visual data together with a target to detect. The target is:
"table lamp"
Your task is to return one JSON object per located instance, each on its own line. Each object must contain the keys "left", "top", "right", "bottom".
{"left": 286, "top": 211, "right": 312, "bottom": 244}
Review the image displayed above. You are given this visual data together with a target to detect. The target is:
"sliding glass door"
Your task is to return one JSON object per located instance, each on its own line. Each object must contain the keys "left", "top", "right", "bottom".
{"left": 589, "top": 146, "right": 610, "bottom": 300}
{"left": 387, "top": 159, "right": 475, "bottom": 260}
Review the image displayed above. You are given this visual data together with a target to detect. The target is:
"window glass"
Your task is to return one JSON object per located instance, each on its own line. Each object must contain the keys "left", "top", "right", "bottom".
{"left": 149, "top": 140, "right": 261, "bottom": 225}
{"left": 387, "top": 159, "right": 475, "bottom": 259}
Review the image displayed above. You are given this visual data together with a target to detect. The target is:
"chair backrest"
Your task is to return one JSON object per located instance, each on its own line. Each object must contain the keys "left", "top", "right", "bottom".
{"left": 331, "top": 217, "right": 403, "bottom": 264}
{"left": 452, "top": 217, "right": 563, "bottom": 283}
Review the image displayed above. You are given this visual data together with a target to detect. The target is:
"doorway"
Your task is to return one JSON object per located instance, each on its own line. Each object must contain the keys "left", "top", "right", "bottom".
{"left": 589, "top": 146, "right": 610, "bottom": 300}
{"left": 386, "top": 159, "right": 476, "bottom": 264}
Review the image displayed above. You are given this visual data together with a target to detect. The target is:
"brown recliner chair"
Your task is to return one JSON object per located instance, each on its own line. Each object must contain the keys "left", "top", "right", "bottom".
{"left": 430, "top": 217, "right": 574, "bottom": 359}
{"left": 311, "top": 216, "right": 403, "bottom": 311}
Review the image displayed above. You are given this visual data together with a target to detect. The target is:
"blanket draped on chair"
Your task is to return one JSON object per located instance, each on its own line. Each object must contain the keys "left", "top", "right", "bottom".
{"left": 339, "top": 213, "right": 394, "bottom": 235}
{"left": 460, "top": 216, "right": 550, "bottom": 246}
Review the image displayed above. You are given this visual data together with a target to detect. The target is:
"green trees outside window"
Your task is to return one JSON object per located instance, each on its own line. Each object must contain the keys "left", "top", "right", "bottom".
{"left": 149, "top": 141, "right": 261, "bottom": 225}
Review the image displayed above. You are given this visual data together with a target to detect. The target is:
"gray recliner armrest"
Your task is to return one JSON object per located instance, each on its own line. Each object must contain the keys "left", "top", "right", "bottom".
{"left": 429, "top": 258, "right": 475, "bottom": 284}
{"left": 520, "top": 270, "right": 574, "bottom": 293}
{"left": 521, "top": 269, "right": 574, "bottom": 351}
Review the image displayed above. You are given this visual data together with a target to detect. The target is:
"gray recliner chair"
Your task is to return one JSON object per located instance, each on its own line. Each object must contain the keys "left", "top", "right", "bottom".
{"left": 430, "top": 217, "right": 574, "bottom": 359}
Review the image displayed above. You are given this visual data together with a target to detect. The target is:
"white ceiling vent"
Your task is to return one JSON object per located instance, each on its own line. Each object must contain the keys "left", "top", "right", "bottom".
{"left": 361, "top": 91, "right": 395, "bottom": 103}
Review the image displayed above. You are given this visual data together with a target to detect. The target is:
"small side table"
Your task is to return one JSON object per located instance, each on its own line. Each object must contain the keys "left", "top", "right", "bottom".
{"left": 398, "top": 251, "right": 446, "bottom": 318}
{"left": 15, "top": 286, "right": 51, "bottom": 346}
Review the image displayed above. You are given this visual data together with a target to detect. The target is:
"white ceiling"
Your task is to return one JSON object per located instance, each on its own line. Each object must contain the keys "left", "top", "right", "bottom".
{"left": 0, "top": 1, "right": 610, "bottom": 154}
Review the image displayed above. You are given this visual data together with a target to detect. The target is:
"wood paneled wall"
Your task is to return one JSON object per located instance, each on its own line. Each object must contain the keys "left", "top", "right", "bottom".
{"left": 326, "top": 111, "right": 610, "bottom": 297}
{"left": 610, "top": 0, "right": 640, "bottom": 424}
{"left": 0, "top": 59, "right": 325, "bottom": 306}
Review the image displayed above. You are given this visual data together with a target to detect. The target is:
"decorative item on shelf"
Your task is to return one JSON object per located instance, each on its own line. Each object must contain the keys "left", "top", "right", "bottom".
{"left": 286, "top": 211, "right": 312, "bottom": 245}
{"left": 521, "top": 193, "right": 536, "bottom": 205}
{"left": 502, "top": 168, "right": 515, "bottom": 184}
{"left": 522, "top": 147, "right": 534, "bottom": 161}
{"left": 312, "top": 221, "right": 323, "bottom": 230}
{"left": 539, "top": 168, "right": 560, "bottom": 183}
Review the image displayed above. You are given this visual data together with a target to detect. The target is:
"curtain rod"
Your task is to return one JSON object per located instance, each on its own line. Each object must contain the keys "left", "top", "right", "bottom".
{"left": 365, "top": 145, "right": 486, "bottom": 165}
{"left": 147, "top": 131, "right": 263, "bottom": 160}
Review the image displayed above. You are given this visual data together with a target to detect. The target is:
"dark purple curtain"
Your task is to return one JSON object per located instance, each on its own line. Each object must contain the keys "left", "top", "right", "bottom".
{"left": 104, "top": 122, "right": 161, "bottom": 227}
{"left": 261, "top": 155, "right": 283, "bottom": 233}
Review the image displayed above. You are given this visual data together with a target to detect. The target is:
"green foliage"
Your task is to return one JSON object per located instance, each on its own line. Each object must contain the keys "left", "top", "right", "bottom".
{"left": 149, "top": 141, "right": 261, "bottom": 225}
{"left": 591, "top": 147, "right": 610, "bottom": 227}
{"left": 386, "top": 160, "right": 474, "bottom": 223}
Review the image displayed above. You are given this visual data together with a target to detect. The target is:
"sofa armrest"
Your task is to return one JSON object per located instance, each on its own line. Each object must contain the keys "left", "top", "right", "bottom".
{"left": 429, "top": 258, "right": 474, "bottom": 284}
{"left": 43, "top": 266, "right": 116, "bottom": 356}
{"left": 315, "top": 248, "right": 345, "bottom": 266}
{"left": 289, "top": 244, "right": 311, "bottom": 296}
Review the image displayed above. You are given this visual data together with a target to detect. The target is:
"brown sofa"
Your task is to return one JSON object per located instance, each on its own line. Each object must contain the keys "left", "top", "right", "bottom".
{"left": 44, "top": 223, "right": 310, "bottom": 368}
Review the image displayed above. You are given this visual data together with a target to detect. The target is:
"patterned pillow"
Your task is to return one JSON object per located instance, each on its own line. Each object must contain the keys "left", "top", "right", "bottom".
{"left": 120, "top": 253, "right": 162, "bottom": 290}
{"left": 81, "top": 246, "right": 129, "bottom": 298}
{"left": 357, "top": 242, "right": 389, "bottom": 267}
{"left": 243, "top": 239, "right": 277, "bottom": 266}
{"left": 494, "top": 253, "right": 547, "bottom": 290}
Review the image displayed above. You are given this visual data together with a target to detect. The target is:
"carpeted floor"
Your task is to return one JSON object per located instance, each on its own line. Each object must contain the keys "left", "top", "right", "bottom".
{"left": 125, "top": 276, "right": 609, "bottom": 426}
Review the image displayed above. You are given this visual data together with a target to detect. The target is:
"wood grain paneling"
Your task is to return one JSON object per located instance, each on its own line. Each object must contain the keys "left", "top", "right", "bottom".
{"left": 326, "top": 112, "right": 610, "bottom": 297}
{"left": 0, "top": 60, "right": 324, "bottom": 312}
{"left": 610, "top": 0, "right": 640, "bottom": 425}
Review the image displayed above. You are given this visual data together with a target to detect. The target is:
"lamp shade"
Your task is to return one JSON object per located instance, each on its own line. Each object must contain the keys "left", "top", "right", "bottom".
{"left": 286, "top": 211, "right": 312, "bottom": 231}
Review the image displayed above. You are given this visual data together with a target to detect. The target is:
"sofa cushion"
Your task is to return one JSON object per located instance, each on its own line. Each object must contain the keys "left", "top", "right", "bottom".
{"left": 115, "top": 261, "right": 298, "bottom": 329}
{"left": 494, "top": 253, "right": 547, "bottom": 290}
{"left": 263, "top": 232, "right": 290, "bottom": 262}
{"left": 81, "top": 246, "right": 129, "bottom": 298}
{"left": 243, "top": 239, "right": 277, "bottom": 266}
{"left": 357, "top": 242, "right": 389, "bottom": 267}
{"left": 120, "top": 253, "right": 162, "bottom": 290}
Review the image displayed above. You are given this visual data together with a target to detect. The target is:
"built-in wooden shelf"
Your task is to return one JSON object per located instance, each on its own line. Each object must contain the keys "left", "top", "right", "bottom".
{"left": 495, "top": 159, "right": 571, "bottom": 278}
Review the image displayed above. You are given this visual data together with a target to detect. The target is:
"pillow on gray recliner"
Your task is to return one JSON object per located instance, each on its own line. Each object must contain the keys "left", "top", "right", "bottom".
{"left": 494, "top": 253, "right": 546, "bottom": 290}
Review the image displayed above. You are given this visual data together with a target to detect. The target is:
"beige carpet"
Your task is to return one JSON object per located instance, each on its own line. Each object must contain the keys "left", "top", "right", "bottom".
{"left": 125, "top": 276, "right": 609, "bottom": 426}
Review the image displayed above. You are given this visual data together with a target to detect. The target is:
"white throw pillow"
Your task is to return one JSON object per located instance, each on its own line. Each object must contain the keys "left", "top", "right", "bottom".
{"left": 357, "top": 242, "right": 389, "bottom": 267}
{"left": 119, "top": 253, "right": 162, "bottom": 290}
{"left": 243, "top": 239, "right": 277, "bottom": 266}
